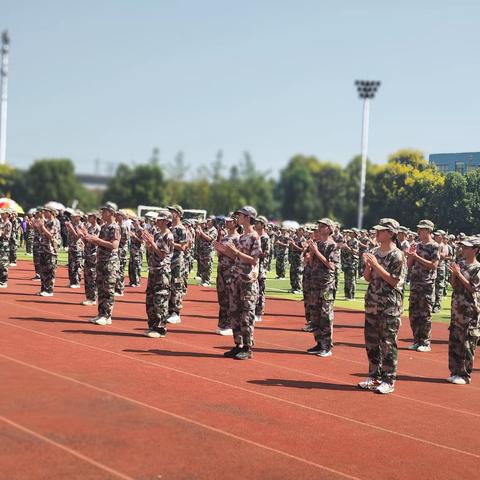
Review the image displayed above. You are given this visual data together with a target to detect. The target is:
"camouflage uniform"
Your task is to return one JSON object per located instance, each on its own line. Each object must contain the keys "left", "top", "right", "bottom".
{"left": 341, "top": 237, "right": 359, "bottom": 299}
{"left": 169, "top": 223, "right": 188, "bottom": 316}
{"left": 96, "top": 222, "right": 120, "bottom": 319}
{"left": 275, "top": 233, "right": 289, "bottom": 278}
{"left": 267, "top": 228, "right": 275, "bottom": 271}
{"left": 364, "top": 247, "right": 407, "bottom": 385}
{"left": 302, "top": 254, "right": 313, "bottom": 328}
{"left": 409, "top": 241, "right": 440, "bottom": 347}
{"left": 38, "top": 218, "right": 60, "bottom": 294}
{"left": 32, "top": 224, "right": 41, "bottom": 277}
{"left": 183, "top": 225, "right": 194, "bottom": 291}
{"left": 306, "top": 238, "right": 340, "bottom": 351}
{"left": 229, "top": 232, "right": 262, "bottom": 348}
{"left": 146, "top": 229, "right": 174, "bottom": 330}
{"left": 128, "top": 225, "right": 144, "bottom": 286}
{"left": 67, "top": 221, "right": 84, "bottom": 286}
{"left": 448, "top": 261, "right": 480, "bottom": 382}
{"left": 216, "top": 230, "right": 239, "bottom": 329}
{"left": 0, "top": 216, "right": 12, "bottom": 283}
{"left": 115, "top": 222, "right": 128, "bottom": 295}
{"left": 433, "top": 243, "right": 449, "bottom": 311}
{"left": 197, "top": 225, "right": 217, "bottom": 284}
{"left": 332, "top": 232, "right": 344, "bottom": 298}
{"left": 357, "top": 235, "right": 369, "bottom": 277}
{"left": 84, "top": 222, "right": 100, "bottom": 302}
{"left": 25, "top": 218, "right": 35, "bottom": 254}
{"left": 255, "top": 232, "right": 271, "bottom": 316}
{"left": 289, "top": 233, "right": 305, "bottom": 292}
{"left": 9, "top": 214, "right": 18, "bottom": 264}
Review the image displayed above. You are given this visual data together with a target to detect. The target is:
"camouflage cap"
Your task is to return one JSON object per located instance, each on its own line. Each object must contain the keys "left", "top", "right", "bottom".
{"left": 155, "top": 210, "right": 172, "bottom": 222}
{"left": 417, "top": 219, "right": 434, "bottom": 230}
{"left": 317, "top": 218, "right": 335, "bottom": 232}
{"left": 459, "top": 237, "right": 480, "bottom": 249}
{"left": 167, "top": 204, "right": 184, "bottom": 217}
{"left": 71, "top": 209, "right": 83, "bottom": 217}
{"left": 224, "top": 215, "right": 235, "bottom": 222}
{"left": 256, "top": 215, "right": 268, "bottom": 225}
{"left": 40, "top": 205, "right": 57, "bottom": 214}
{"left": 458, "top": 232, "right": 466, "bottom": 240}
{"left": 373, "top": 218, "right": 400, "bottom": 233}
{"left": 434, "top": 229, "right": 446, "bottom": 236}
{"left": 397, "top": 226, "right": 409, "bottom": 233}
{"left": 87, "top": 211, "right": 99, "bottom": 217}
{"left": 100, "top": 204, "right": 116, "bottom": 213}
{"left": 115, "top": 210, "right": 128, "bottom": 219}
{"left": 235, "top": 206, "right": 257, "bottom": 219}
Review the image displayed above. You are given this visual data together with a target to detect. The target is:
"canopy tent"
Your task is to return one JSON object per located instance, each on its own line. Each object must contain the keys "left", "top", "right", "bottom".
{"left": 0, "top": 198, "right": 24, "bottom": 214}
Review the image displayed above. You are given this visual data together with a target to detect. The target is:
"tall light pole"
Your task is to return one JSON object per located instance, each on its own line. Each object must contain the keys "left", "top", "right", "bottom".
{"left": 355, "top": 80, "right": 380, "bottom": 229}
{"left": 0, "top": 30, "right": 10, "bottom": 165}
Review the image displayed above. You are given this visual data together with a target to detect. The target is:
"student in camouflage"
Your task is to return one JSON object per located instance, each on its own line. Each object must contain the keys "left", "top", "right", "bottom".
{"left": 405, "top": 219, "right": 440, "bottom": 352}
{"left": 217, "top": 206, "right": 262, "bottom": 360}
{"left": 254, "top": 215, "right": 271, "bottom": 322}
{"left": 78, "top": 212, "right": 100, "bottom": 306}
{"left": 358, "top": 218, "right": 407, "bottom": 395}
{"left": 0, "top": 209, "right": 12, "bottom": 287}
{"left": 128, "top": 217, "right": 144, "bottom": 287}
{"left": 275, "top": 228, "right": 289, "bottom": 279}
{"left": 80, "top": 205, "right": 120, "bottom": 325}
{"left": 301, "top": 227, "right": 316, "bottom": 332}
{"left": 166, "top": 205, "right": 188, "bottom": 325}
{"left": 65, "top": 210, "right": 84, "bottom": 288}
{"left": 142, "top": 210, "right": 174, "bottom": 338}
{"left": 340, "top": 229, "right": 359, "bottom": 300}
{"left": 196, "top": 216, "right": 218, "bottom": 286}
{"left": 31, "top": 209, "right": 42, "bottom": 280}
{"left": 446, "top": 237, "right": 480, "bottom": 385}
{"left": 182, "top": 220, "right": 195, "bottom": 290}
{"left": 25, "top": 213, "right": 35, "bottom": 255}
{"left": 214, "top": 215, "right": 239, "bottom": 335}
{"left": 34, "top": 206, "right": 60, "bottom": 296}
{"left": 289, "top": 226, "right": 306, "bottom": 294}
{"left": 305, "top": 218, "right": 340, "bottom": 357}
{"left": 114, "top": 211, "right": 129, "bottom": 297}
{"left": 432, "top": 230, "right": 449, "bottom": 313}
{"left": 332, "top": 223, "right": 343, "bottom": 299}
{"left": 267, "top": 223, "right": 275, "bottom": 272}
{"left": 8, "top": 210, "right": 18, "bottom": 266}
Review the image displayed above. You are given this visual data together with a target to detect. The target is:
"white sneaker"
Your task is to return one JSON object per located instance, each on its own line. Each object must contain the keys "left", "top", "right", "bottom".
{"left": 81, "top": 300, "right": 96, "bottom": 306}
{"left": 446, "top": 375, "right": 457, "bottom": 383}
{"left": 167, "top": 313, "right": 181, "bottom": 324}
{"left": 9, "top": 263, "right": 17, "bottom": 267}
{"left": 94, "top": 317, "right": 112, "bottom": 325}
{"left": 358, "top": 377, "right": 381, "bottom": 390}
{"left": 255, "top": 315, "right": 262, "bottom": 323}
{"left": 39, "top": 291, "right": 53, "bottom": 297}
{"left": 407, "top": 343, "right": 419, "bottom": 350}
{"left": 89, "top": 316, "right": 101, "bottom": 323}
{"left": 0, "top": 283, "right": 7, "bottom": 288}
{"left": 114, "top": 292, "right": 124, "bottom": 297}
{"left": 69, "top": 284, "right": 80, "bottom": 289}
{"left": 452, "top": 376, "right": 467, "bottom": 385}
{"left": 201, "top": 282, "right": 210, "bottom": 287}
{"left": 216, "top": 328, "right": 233, "bottom": 336}
{"left": 144, "top": 329, "right": 161, "bottom": 338}
{"left": 317, "top": 350, "right": 332, "bottom": 357}
{"left": 375, "top": 382, "right": 395, "bottom": 394}
{"left": 195, "top": 276, "right": 201, "bottom": 281}
{"left": 416, "top": 345, "right": 431, "bottom": 352}
{"left": 32, "top": 276, "right": 40, "bottom": 281}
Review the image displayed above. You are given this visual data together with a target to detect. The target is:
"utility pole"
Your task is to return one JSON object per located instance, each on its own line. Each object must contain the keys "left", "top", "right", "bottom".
{"left": 0, "top": 30, "right": 10, "bottom": 165}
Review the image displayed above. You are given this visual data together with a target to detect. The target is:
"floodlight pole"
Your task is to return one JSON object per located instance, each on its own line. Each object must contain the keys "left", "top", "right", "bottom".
{"left": 0, "top": 30, "right": 10, "bottom": 165}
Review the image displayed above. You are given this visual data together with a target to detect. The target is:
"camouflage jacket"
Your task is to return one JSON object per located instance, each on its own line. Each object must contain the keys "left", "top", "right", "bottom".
{"left": 129, "top": 226, "right": 144, "bottom": 254}
{"left": 67, "top": 221, "right": 84, "bottom": 252}
{"left": 232, "top": 231, "right": 262, "bottom": 283}
{"left": 311, "top": 238, "right": 340, "bottom": 291}
{"left": 0, "top": 219, "right": 12, "bottom": 247}
{"left": 275, "top": 235, "right": 290, "bottom": 254}
{"left": 118, "top": 223, "right": 129, "bottom": 252}
{"left": 97, "top": 222, "right": 120, "bottom": 262}
{"left": 258, "top": 233, "right": 271, "bottom": 279}
{"left": 171, "top": 224, "right": 187, "bottom": 265}
{"left": 451, "top": 261, "right": 480, "bottom": 330}
{"left": 85, "top": 223, "right": 101, "bottom": 257}
{"left": 364, "top": 247, "right": 407, "bottom": 317}
{"left": 148, "top": 230, "right": 174, "bottom": 273}
{"left": 38, "top": 219, "right": 60, "bottom": 256}
{"left": 217, "top": 231, "right": 239, "bottom": 272}
{"left": 341, "top": 238, "right": 359, "bottom": 270}
{"left": 410, "top": 241, "right": 440, "bottom": 285}
{"left": 198, "top": 226, "right": 218, "bottom": 255}
{"left": 290, "top": 235, "right": 306, "bottom": 263}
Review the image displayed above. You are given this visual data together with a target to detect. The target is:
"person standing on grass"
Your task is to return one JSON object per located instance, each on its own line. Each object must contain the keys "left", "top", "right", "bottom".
{"left": 405, "top": 219, "right": 440, "bottom": 352}
{"left": 217, "top": 206, "right": 262, "bottom": 360}
{"left": 80, "top": 205, "right": 120, "bottom": 326}
{"left": 65, "top": 210, "right": 85, "bottom": 289}
{"left": 340, "top": 229, "right": 359, "bottom": 300}
{"left": 196, "top": 216, "right": 218, "bottom": 287}
{"left": 446, "top": 237, "right": 480, "bottom": 385}
{"left": 358, "top": 218, "right": 406, "bottom": 395}
{"left": 254, "top": 215, "right": 271, "bottom": 323}
{"left": 142, "top": 210, "right": 174, "bottom": 338}
{"left": 432, "top": 230, "right": 449, "bottom": 313}
{"left": 128, "top": 217, "right": 144, "bottom": 288}
{"left": 114, "top": 210, "right": 129, "bottom": 297}
{"left": 0, "top": 209, "right": 13, "bottom": 288}
{"left": 215, "top": 215, "right": 239, "bottom": 335}
{"left": 275, "top": 227, "right": 289, "bottom": 280}
{"left": 305, "top": 218, "right": 340, "bottom": 357}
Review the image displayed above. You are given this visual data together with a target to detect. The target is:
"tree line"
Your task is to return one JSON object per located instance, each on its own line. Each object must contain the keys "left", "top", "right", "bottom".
{"left": 1, "top": 148, "right": 479, "bottom": 234}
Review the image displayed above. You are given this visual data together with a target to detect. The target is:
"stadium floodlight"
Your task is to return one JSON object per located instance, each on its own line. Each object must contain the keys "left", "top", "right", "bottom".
{"left": 355, "top": 80, "right": 381, "bottom": 229}
{"left": 0, "top": 30, "right": 10, "bottom": 165}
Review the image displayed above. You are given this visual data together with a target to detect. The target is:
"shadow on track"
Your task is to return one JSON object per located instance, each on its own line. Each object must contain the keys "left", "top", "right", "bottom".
{"left": 248, "top": 378, "right": 359, "bottom": 392}
{"left": 11, "top": 316, "right": 87, "bottom": 325}
{"left": 123, "top": 348, "right": 221, "bottom": 358}
{"left": 62, "top": 329, "right": 145, "bottom": 338}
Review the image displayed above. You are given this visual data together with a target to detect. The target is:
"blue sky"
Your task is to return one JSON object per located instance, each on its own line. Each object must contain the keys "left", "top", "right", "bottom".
{"left": 2, "top": 0, "right": 479, "bottom": 176}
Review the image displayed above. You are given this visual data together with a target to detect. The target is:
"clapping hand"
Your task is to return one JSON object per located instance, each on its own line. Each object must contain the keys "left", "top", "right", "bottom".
{"left": 448, "top": 262, "right": 460, "bottom": 276}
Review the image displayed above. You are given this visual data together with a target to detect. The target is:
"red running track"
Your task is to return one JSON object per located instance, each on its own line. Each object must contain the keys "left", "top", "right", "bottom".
{"left": 0, "top": 261, "right": 479, "bottom": 479}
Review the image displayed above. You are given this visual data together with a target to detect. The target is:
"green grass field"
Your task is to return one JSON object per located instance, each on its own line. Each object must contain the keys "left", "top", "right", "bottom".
{"left": 16, "top": 246, "right": 451, "bottom": 324}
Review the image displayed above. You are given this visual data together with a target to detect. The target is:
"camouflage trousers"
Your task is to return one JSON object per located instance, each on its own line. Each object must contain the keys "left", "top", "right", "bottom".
{"left": 25, "top": 232, "right": 34, "bottom": 254}
{"left": 169, "top": 260, "right": 185, "bottom": 316}
{"left": 275, "top": 251, "right": 287, "bottom": 278}
{"left": 409, "top": 283, "right": 434, "bottom": 347}
{"left": 306, "top": 287, "right": 335, "bottom": 351}
{"left": 9, "top": 238, "right": 17, "bottom": 264}
{"left": 343, "top": 268, "right": 357, "bottom": 299}
{"left": 433, "top": 264, "right": 447, "bottom": 309}
{"left": 115, "top": 248, "right": 128, "bottom": 295}
{"left": 290, "top": 259, "right": 303, "bottom": 292}
{"left": 333, "top": 267, "right": 339, "bottom": 300}
{"left": 364, "top": 314, "right": 401, "bottom": 385}
{"left": 0, "top": 246, "right": 9, "bottom": 283}
{"left": 198, "top": 252, "right": 214, "bottom": 284}
{"left": 358, "top": 255, "right": 365, "bottom": 278}
{"left": 268, "top": 247, "right": 274, "bottom": 272}
{"left": 84, "top": 255, "right": 97, "bottom": 301}
{"left": 33, "top": 244, "right": 40, "bottom": 275}
{"left": 255, "top": 276, "right": 266, "bottom": 316}
{"left": 39, "top": 253, "right": 58, "bottom": 294}
{"left": 68, "top": 250, "right": 83, "bottom": 286}
{"left": 228, "top": 277, "right": 258, "bottom": 348}
{"left": 216, "top": 267, "right": 232, "bottom": 329}
{"left": 97, "top": 259, "right": 119, "bottom": 318}
{"left": 448, "top": 322, "right": 479, "bottom": 382}
{"left": 146, "top": 269, "right": 171, "bottom": 329}
{"left": 302, "top": 268, "right": 312, "bottom": 325}
{"left": 128, "top": 249, "right": 143, "bottom": 286}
